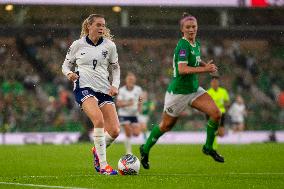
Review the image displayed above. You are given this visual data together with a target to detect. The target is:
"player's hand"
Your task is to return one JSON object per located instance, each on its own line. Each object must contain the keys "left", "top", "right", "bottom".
{"left": 109, "top": 86, "right": 118, "bottom": 96}
{"left": 206, "top": 59, "right": 214, "bottom": 64}
{"left": 67, "top": 72, "right": 79, "bottom": 82}
{"left": 204, "top": 63, "right": 217, "bottom": 73}
{"left": 128, "top": 99, "right": 134, "bottom": 106}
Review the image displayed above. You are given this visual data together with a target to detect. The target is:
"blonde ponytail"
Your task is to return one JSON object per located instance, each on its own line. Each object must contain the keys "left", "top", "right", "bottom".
{"left": 79, "top": 14, "right": 114, "bottom": 41}
{"left": 80, "top": 19, "right": 89, "bottom": 38}
{"left": 104, "top": 27, "right": 114, "bottom": 41}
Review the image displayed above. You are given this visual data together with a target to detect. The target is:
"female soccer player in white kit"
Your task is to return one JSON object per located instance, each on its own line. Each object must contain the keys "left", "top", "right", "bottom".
{"left": 116, "top": 72, "right": 143, "bottom": 154}
{"left": 62, "top": 14, "right": 120, "bottom": 175}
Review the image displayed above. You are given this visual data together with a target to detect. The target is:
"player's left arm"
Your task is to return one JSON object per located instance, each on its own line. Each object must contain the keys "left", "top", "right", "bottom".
{"left": 200, "top": 59, "right": 213, "bottom": 67}
{"left": 137, "top": 88, "right": 143, "bottom": 113}
{"left": 224, "top": 89, "right": 230, "bottom": 109}
{"left": 109, "top": 43, "right": 120, "bottom": 97}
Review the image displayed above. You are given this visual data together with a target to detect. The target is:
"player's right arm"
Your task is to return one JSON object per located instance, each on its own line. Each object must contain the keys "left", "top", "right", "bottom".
{"left": 178, "top": 59, "right": 217, "bottom": 75}
{"left": 62, "top": 41, "right": 79, "bottom": 82}
{"left": 176, "top": 42, "right": 217, "bottom": 75}
{"left": 116, "top": 89, "right": 134, "bottom": 108}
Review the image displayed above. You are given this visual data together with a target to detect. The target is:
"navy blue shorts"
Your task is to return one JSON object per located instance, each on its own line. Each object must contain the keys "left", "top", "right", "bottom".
{"left": 73, "top": 87, "right": 114, "bottom": 107}
{"left": 119, "top": 116, "right": 138, "bottom": 125}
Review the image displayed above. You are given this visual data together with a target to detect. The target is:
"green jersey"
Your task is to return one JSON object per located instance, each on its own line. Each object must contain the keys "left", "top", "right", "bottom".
{"left": 142, "top": 101, "right": 155, "bottom": 115}
{"left": 167, "top": 38, "right": 201, "bottom": 94}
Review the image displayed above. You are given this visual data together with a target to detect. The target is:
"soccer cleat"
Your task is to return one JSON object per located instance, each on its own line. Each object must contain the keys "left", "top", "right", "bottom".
{"left": 202, "top": 146, "right": 225, "bottom": 163}
{"left": 91, "top": 147, "right": 100, "bottom": 172}
{"left": 100, "top": 165, "right": 118, "bottom": 175}
{"left": 140, "top": 145, "right": 150, "bottom": 169}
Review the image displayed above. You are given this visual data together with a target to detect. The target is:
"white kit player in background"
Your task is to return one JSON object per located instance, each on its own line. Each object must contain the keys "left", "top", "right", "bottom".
{"left": 62, "top": 14, "right": 120, "bottom": 175}
{"left": 116, "top": 72, "right": 143, "bottom": 154}
{"left": 228, "top": 95, "right": 247, "bottom": 142}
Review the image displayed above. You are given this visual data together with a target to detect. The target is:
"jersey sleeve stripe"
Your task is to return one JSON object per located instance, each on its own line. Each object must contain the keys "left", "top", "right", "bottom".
{"left": 178, "top": 61, "right": 188, "bottom": 64}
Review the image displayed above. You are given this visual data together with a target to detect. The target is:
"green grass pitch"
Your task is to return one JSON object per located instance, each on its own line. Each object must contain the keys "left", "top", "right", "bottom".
{"left": 0, "top": 143, "right": 283, "bottom": 189}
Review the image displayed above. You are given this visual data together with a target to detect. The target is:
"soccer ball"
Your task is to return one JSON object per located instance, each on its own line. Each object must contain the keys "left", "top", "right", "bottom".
{"left": 118, "top": 154, "right": 140, "bottom": 175}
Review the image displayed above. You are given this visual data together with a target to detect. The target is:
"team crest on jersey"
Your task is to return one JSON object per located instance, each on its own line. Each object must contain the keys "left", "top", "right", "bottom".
{"left": 82, "top": 90, "right": 89, "bottom": 96}
{"left": 166, "top": 107, "right": 174, "bottom": 113}
{"left": 102, "top": 50, "right": 108, "bottom": 59}
{"left": 67, "top": 47, "right": 71, "bottom": 54}
{"left": 179, "top": 49, "right": 186, "bottom": 57}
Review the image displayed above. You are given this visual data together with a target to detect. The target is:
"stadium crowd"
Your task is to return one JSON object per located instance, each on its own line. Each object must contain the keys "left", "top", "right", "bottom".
{"left": 0, "top": 33, "right": 283, "bottom": 132}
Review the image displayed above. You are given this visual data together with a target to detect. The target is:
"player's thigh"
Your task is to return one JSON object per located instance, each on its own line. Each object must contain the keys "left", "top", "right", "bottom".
{"left": 160, "top": 112, "right": 179, "bottom": 132}
{"left": 132, "top": 123, "right": 141, "bottom": 136}
{"left": 123, "top": 123, "right": 133, "bottom": 137}
{"left": 140, "top": 122, "right": 147, "bottom": 131}
{"left": 100, "top": 103, "right": 120, "bottom": 137}
{"left": 164, "top": 92, "right": 189, "bottom": 117}
{"left": 218, "top": 126, "right": 225, "bottom": 137}
{"left": 82, "top": 97, "right": 104, "bottom": 127}
{"left": 238, "top": 123, "right": 245, "bottom": 131}
{"left": 191, "top": 93, "right": 221, "bottom": 121}
{"left": 218, "top": 114, "right": 226, "bottom": 136}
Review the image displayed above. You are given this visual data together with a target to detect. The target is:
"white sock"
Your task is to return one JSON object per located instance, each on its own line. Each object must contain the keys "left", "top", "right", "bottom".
{"left": 125, "top": 136, "right": 132, "bottom": 154}
{"left": 105, "top": 132, "right": 115, "bottom": 148}
{"left": 237, "top": 132, "right": 242, "bottom": 143}
{"left": 93, "top": 128, "right": 107, "bottom": 169}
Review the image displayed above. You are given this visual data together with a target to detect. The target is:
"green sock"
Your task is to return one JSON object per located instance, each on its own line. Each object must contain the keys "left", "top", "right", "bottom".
{"left": 143, "top": 125, "right": 164, "bottom": 154}
{"left": 213, "top": 136, "right": 218, "bottom": 150}
{"left": 204, "top": 119, "right": 219, "bottom": 150}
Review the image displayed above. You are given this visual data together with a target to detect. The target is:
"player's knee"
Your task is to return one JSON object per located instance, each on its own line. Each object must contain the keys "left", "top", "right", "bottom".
{"left": 218, "top": 129, "right": 225, "bottom": 137}
{"left": 92, "top": 118, "right": 104, "bottom": 128}
{"left": 211, "top": 109, "right": 222, "bottom": 122}
{"left": 110, "top": 127, "right": 120, "bottom": 138}
{"left": 133, "top": 132, "right": 140, "bottom": 137}
{"left": 160, "top": 121, "right": 172, "bottom": 132}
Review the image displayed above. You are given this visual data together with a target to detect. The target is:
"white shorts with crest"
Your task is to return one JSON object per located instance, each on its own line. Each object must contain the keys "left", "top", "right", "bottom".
{"left": 164, "top": 87, "right": 206, "bottom": 117}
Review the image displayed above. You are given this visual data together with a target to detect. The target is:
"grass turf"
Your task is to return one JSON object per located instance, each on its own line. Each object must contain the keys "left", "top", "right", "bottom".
{"left": 0, "top": 143, "right": 283, "bottom": 189}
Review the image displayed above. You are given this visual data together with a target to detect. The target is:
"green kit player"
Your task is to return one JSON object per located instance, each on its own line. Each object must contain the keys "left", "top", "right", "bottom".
{"left": 138, "top": 91, "right": 155, "bottom": 141}
{"left": 140, "top": 12, "right": 224, "bottom": 169}
{"left": 207, "top": 75, "right": 230, "bottom": 150}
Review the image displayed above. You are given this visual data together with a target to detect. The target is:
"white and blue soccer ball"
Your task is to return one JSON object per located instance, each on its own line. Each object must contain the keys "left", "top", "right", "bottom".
{"left": 118, "top": 154, "right": 140, "bottom": 175}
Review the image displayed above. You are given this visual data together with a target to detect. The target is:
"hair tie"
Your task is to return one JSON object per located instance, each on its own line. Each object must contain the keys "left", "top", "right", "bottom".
{"left": 180, "top": 16, "right": 197, "bottom": 26}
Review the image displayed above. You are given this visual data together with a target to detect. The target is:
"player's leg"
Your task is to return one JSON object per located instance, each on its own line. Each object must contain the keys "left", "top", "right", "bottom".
{"left": 145, "top": 112, "right": 178, "bottom": 153}
{"left": 139, "top": 115, "right": 149, "bottom": 141}
{"left": 124, "top": 123, "right": 133, "bottom": 154}
{"left": 140, "top": 92, "right": 184, "bottom": 169}
{"left": 125, "top": 117, "right": 140, "bottom": 154}
{"left": 218, "top": 114, "right": 226, "bottom": 137}
{"left": 100, "top": 103, "right": 120, "bottom": 147}
{"left": 140, "top": 122, "right": 148, "bottom": 141}
{"left": 140, "top": 112, "right": 178, "bottom": 169}
{"left": 213, "top": 113, "right": 226, "bottom": 150}
{"left": 82, "top": 97, "right": 116, "bottom": 174}
{"left": 191, "top": 93, "right": 224, "bottom": 163}
{"left": 132, "top": 122, "right": 142, "bottom": 137}
{"left": 236, "top": 122, "right": 245, "bottom": 143}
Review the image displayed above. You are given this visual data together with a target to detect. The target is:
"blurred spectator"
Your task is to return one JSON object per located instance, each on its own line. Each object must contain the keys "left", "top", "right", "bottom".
{"left": 278, "top": 90, "right": 284, "bottom": 125}
{"left": 0, "top": 34, "right": 282, "bottom": 132}
{"left": 228, "top": 95, "right": 247, "bottom": 132}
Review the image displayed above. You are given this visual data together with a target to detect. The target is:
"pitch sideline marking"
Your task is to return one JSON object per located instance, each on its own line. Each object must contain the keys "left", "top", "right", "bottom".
{"left": 144, "top": 172, "right": 284, "bottom": 176}
{"left": 0, "top": 181, "right": 92, "bottom": 189}
{"left": 0, "top": 172, "right": 284, "bottom": 179}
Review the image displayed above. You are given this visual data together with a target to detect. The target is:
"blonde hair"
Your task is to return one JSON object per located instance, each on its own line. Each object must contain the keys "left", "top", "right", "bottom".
{"left": 80, "top": 14, "right": 114, "bottom": 41}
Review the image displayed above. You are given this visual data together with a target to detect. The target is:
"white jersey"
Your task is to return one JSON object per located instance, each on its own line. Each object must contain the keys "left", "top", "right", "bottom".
{"left": 62, "top": 36, "right": 119, "bottom": 94}
{"left": 118, "top": 85, "right": 142, "bottom": 116}
{"left": 228, "top": 102, "right": 246, "bottom": 123}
